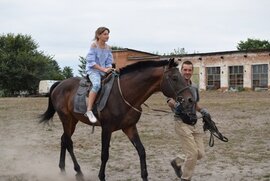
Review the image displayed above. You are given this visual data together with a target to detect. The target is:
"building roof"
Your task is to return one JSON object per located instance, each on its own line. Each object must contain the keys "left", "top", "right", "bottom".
{"left": 113, "top": 48, "right": 270, "bottom": 61}
{"left": 161, "top": 49, "right": 270, "bottom": 58}
{"left": 112, "top": 48, "right": 158, "bottom": 56}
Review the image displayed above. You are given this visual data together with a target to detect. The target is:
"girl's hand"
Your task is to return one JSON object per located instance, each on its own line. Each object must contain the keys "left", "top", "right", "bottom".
{"left": 104, "top": 67, "right": 114, "bottom": 73}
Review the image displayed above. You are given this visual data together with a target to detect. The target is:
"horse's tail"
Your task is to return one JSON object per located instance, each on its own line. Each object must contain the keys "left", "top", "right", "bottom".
{"left": 39, "top": 81, "right": 61, "bottom": 123}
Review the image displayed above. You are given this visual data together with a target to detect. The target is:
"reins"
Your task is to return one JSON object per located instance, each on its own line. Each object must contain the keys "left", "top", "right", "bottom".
{"left": 202, "top": 115, "right": 229, "bottom": 147}
{"left": 142, "top": 103, "right": 172, "bottom": 114}
{"left": 117, "top": 77, "right": 142, "bottom": 113}
{"left": 116, "top": 64, "right": 192, "bottom": 115}
{"left": 116, "top": 64, "right": 174, "bottom": 114}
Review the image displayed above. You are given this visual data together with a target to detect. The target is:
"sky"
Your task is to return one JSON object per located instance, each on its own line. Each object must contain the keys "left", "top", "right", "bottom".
{"left": 1, "top": 0, "right": 270, "bottom": 76}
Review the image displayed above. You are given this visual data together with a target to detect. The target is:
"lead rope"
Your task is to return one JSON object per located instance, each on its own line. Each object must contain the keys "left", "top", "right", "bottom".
{"left": 203, "top": 116, "right": 229, "bottom": 147}
{"left": 117, "top": 77, "right": 142, "bottom": 113}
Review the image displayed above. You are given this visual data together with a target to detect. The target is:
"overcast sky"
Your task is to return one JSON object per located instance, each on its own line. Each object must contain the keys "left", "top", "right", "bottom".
{"left": 1, "top": 0, "right": 270, "bottom": 75}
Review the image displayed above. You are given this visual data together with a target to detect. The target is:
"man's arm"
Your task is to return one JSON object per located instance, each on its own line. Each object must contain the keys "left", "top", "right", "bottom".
{"left": 196, "top": 104, "right": 210, "bottom": 117}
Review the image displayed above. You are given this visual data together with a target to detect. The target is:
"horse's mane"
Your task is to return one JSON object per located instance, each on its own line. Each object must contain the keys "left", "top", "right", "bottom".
{"left": 119, "top": 60, "right": 178, "bottom": 75}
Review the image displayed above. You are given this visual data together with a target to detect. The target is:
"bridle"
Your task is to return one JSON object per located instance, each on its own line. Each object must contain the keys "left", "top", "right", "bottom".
{"left": 162, "top": 66, "right": 192, "bottom": 102}
{"left": 162, "top": 66, "right": 198, "bottom": 120}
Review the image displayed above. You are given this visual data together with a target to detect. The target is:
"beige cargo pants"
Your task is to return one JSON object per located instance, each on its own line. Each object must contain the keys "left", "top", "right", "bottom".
{"left": 174, "top": 118, "right": 205, "bottom": 180}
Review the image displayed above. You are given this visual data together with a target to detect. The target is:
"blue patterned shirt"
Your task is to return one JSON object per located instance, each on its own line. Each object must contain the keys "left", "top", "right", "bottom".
{"left": 86, "top": 42, "right": 113, "bottom": 75}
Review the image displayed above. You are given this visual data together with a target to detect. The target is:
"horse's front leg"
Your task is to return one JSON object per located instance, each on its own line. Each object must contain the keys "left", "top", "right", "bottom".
{"left": 98, "top": 128, "right": 112, "bottom": 181}
{"left": 123, "top": 126, "right": 148, "bottom": 181}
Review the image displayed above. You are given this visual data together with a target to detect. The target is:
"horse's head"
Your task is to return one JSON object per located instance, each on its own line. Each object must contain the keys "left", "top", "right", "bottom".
{"left": 160, "top": 58, "right": 197, "bottom": 121}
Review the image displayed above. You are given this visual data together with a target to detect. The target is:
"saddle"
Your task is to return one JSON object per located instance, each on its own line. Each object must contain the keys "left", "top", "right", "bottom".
{"left": 73, "top": 72, "right": 117, "bottom": 115}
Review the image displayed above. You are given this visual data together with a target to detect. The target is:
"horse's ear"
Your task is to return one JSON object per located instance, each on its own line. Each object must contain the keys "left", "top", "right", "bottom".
{"left": 168, "top": 58, "right": 175, "bottom": 68}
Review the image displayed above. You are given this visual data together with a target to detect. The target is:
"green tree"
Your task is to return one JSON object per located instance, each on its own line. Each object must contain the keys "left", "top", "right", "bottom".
{"left": 163, "top": 47, "right": 187, "bottom": 56}
{"left": 0, "top": 33, "right": 63, "bottom": 96}
{"left": 62, "top": 66, "right": 73, "bottom": 79}
{"left": 111, "top": 46, "right": 125, "bottom": 50}
{"left": 237, "top": 38, "right": 270, "bottom": 50}
{"left": 173, "top": 47, "right": 187, "bottom": 55}
{"left": 78, "top": 56, "right": 86, "bottom": 77}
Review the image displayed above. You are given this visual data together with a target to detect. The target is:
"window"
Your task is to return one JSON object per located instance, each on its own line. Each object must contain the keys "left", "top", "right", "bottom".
{"left": 252, "top": 64, "right": 268, "bottom": 89}
{"left": 206, "top": 67, "right": 220, "bottom": 90}
{"left": 229, "top": 66, "right": 243, "bottom": 89}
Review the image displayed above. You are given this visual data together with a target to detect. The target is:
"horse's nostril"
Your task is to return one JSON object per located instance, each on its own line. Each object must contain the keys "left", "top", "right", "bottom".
{"left": 188, "top": 98, "right": 193, "bottom": 103}
{"left": 177, "top": 96, "right": 185, "bottom": 103}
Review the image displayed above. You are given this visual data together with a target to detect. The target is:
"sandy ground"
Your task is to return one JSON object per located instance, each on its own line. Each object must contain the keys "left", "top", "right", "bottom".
{"left": 0, "top": 91, "right": 270, "bottom": 181}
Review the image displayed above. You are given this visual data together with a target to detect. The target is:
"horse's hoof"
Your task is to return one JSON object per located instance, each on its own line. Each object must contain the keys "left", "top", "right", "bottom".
{"left": 59, "top": 168, "right": 66, "bottom": 176}
{"left": 98, "top": 174, "right": 106, "bottom": 181}
{"left": 75, "top": 172, "right": 84, "bottom": 181}
{"left": 99, "top": 178, "right": 106, "bottom": 181}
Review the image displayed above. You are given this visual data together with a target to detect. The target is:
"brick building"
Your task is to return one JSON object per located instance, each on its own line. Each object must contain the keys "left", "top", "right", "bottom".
{"left": 162, "top": 49, "right": 270, "bottom": 91}
{"left": 113, "top": 48, "right": 270, "bottom": 91}
{"left": 112, "top": 48, "right": 159, "bottom": 69}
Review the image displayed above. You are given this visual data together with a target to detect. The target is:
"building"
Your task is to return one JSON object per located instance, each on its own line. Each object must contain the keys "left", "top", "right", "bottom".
{"left": 112, "top": 48, "right": 159, "bottom": 69}
{"left": 113, "top": 48, "right": 270, "bottom": 91}
{"left": 163, "top": 49, "right": 270, "bottom": 91}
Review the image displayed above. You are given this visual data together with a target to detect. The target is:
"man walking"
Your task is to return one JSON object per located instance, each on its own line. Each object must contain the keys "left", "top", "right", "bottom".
{"left": 167, "top": 60, "right": 210, "bottom": 181}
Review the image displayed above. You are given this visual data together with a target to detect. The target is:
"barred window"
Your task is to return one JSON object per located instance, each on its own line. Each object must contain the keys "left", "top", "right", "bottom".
{"left": 206, "top": 67, "right": 220, "bottom": 90}
{"left": 229, "top": 66, "right": 243, "bottom": 89}
{"left": 252, "top": 64, "right": 268, "bottom": 89}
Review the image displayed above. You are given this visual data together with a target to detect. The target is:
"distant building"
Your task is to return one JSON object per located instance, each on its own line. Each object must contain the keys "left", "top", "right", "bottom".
{"left": 112, "top": 48, "right": 159, "bottom": 69}
{"left": 113, "top": 48, "right": 270, "bottom": 91}
{"left": 162, "top": 49, "right": 270, "bottom": 91}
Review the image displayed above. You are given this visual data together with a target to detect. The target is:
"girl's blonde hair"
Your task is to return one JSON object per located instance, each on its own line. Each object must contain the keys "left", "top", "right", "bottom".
{"left": 94, "top": 27, "right": 110, "bottom": 41}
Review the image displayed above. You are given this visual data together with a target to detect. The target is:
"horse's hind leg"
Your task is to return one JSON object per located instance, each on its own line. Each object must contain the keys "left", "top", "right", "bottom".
{"left": 59, "top": 133, "right": 67, "bottom": 172}
{"left": 123, "top": 126, "right": 148, "bottom": 181}
{"left": 63, "top": 133, "right": 84, "bottom": 180}
{"left": 59, "top": 114, "right": 83, "bottom": 180}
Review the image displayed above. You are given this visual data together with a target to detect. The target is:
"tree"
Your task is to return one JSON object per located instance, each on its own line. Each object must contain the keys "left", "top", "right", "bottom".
{"left": 237, "top": 38, "right": 270, "bottom": 51}
{"left": 78, "top": 56, "right": 87, "bottom": 77}
{"left": 172, "top": 47, "right": 187, "bottom": 55}
{"left": 62, "top": 66, "right": 73, "bottom": 79}
{"left": 163, "top": 47, "right": 187, "bottom": 56}
{"left": 0, "top": 33, "right": 64, "bottom": 96}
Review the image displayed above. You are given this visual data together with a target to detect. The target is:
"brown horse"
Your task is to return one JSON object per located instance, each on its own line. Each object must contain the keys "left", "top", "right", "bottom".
{"left": 40, "top": 59, "right": 196, "bottom": 181}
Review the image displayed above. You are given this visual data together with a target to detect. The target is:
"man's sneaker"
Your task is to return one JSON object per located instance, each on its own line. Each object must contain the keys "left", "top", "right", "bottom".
{"left": 85, "top": 111, "right": 97, "bottom": 123}
{"left": 170, "top": 159, "right": 182, "bottom": 178}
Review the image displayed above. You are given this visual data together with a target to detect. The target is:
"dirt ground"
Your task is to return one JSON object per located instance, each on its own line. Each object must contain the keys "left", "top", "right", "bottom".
{"left": 0, "top": 91, "right": 270, "bottom": 181}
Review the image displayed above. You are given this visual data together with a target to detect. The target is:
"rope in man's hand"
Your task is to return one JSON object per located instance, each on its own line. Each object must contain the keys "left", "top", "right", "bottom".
{"left": 202, "top": 115, "right": 229, "bottom": 147}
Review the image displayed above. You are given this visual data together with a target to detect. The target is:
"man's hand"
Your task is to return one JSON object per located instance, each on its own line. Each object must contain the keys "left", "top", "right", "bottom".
{"left": 200, "top": 108, "right": 211, "bottom": 118}
{"left": 167, "top": 98, "right": 176, "bottom": 108}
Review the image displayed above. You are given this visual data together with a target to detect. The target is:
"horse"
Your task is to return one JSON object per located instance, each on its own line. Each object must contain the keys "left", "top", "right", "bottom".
{"left": 40, "top": 58, "right": 197, "bottom": 181}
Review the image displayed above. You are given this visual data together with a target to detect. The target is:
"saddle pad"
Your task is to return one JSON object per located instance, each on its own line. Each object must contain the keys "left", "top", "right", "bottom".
{"left": 74, "top": 79, "right": 90, "bottom": 114}
{"left": 73, "top": 75, "right": 116, "bottom": 114}
{"left": 97, "top": 75, "right": 115, "bottom": 112}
